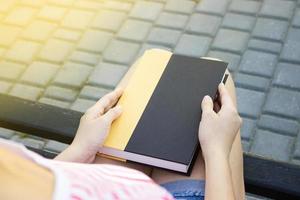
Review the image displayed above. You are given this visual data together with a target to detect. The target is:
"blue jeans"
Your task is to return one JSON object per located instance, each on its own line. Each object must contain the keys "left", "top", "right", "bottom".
{"left": 160, "top": 179, "right": 205, "bottom": 200}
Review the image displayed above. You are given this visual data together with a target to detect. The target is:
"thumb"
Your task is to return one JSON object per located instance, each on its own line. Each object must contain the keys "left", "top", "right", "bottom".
{"left": 201, "top": 95, "right": 213, "bottom": 114}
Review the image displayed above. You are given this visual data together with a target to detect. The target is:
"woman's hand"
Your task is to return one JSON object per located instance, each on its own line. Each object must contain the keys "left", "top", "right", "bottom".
{"left": 198, "top": 83, "right": 242, "bottom": 160}
{"left": 55, "top": 88, "right": 123, "bottom": 163}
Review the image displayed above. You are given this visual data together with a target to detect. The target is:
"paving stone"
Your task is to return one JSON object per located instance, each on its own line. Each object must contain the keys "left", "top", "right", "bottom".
{"left": 251, "top": 130, "right": 293, "bottom": 162}
{"left": 196, "top": 0, "right": 228, "bottom": 16}
{"left": 222, "top": 13, "right": 256, "bottom": 31}
{"left": 104, "top": 0, "right": 132, "bottom": 12}
{"left": 39, "top": 39, "right": 73, "bottom": 63}
{"left": 292, "top": 9, "right": 300, "bottom": 27}
{"left": 73, "top": 0, "right": 102, "bottom": 10}
{"left": 207, "top": 51, "right": 241, "bottom": 72}
{"left": 248, "top": 39, "right": 282, "bottom": 54}
{"left": 22, "top": 20, "right": 56, "bottom": 41}
{"left": 88, "top": 62, "right": 128, "bottom": 88}
{"left": 174, "top": 34, "right": 212, "bottom": 57}
{"left": 19, "top": 136, "right": 46, "bottom": 149}
{"left": 103, "top": 40, "right": 140, "bottom": 65}
{"left": 44, "top": 86, "right": 78, "bottom": 102}
{"left": 5, "top": 40, "right": 40, "bottom": 64}
{"left": 44, "top": 140, "right": 68, "bottom": 153}
{"left": 156, "top": 12, "right": 188, "bottom": 30}
{"left": 10, "top": 84, "right": 43, "bottom": 101}
{"left": 4, "top": 7, "right": 36, "bottom": 26}
{"left": 117, "top": 19, "right": 152, "bottom": 42}
{"left": 47, "top": 0, "right": 75, "bottom": 6}
{"left": 0, "top": 25, "right": 21, "bottom": 47}
{"left": 186, "top": 13, "right": 221, "bottom": 36}
{"left": 21, "top": 61, "right": 59, "bottom": 87}
{"left": 252, "top": 18, "right": 289, "bottom": 42}
{"left": 78, "top": 30, "right": 112, "bottom": 53}
{"left": 258, "top": 114, "right": 299, "bottom": 136}
{"left": 0, "top": 61, "right": 25, "bottom": 81}
{"left": 53, "top": 62, "right": 92, "bottom": 88}
{"left": 212, "top": 29, "right": 249, "bottom": 54}
{"left": 259, "top": 0, "right": 295, "bottom": 20}
{"left": 92, "top": 10, "right": 126, "bottom": 32}
{"left": 239, "top": 50, "right": 278, "bottom": 78}
{"left": 79, "top": 86, "right": 111, "bottom": 101}
{"left": 0, "top": 1, "right": 16, "bottom": 13}
{"left": 0, "top": 128, "right": 15, "bottom": 139}
{"left": 20, "top": 0, "right": 44, "bottom": 7}
{"left": 236, "top": 87, "right": 265, "bottom": 118}
{"left": 38, "top": 5, "right": 66, "bottom": 21}
{"left": 147, "top": 28, "right": 181, "bottom": 48}
{"left": 240, "top": 118, "right": 256, "bottom": 140}
{"left": 229, "top": 0, "right": 261, "bottom": 15}
{"left": 263, "top": 87, "right": 300, "bottom": 119}
{"left": 165, "top": 0, "right": 195, "bottom": 14}
{"left": 294, "top": 135, "right": 300, "bottom": 159}
{"left": 281, "top": 28, "right": 300, "bottom": 63}
{"left": 62, "top": 9, "right": 94, "bottom": 29}
{"left": 0, "top": 80, "right": 12, "bottom": 94}
{"left": 285, "top": 27, "right": 300, "bottom": 42}
{"left": 39, "top": 97, "right": 70, "bottom": 108}
{"left": 129, "top": 1, "right": 163, "bottom": 21}
{"left": 273, "top": 62, "right": 300, "bottom": 90}
{"left": 54, "top": 29, "right": 82, "bottom": 41}
{"left": 242, "top": 140, "right": 251, "bottom": 152}
{"left": 71, "top": 98, "right": 97, "bottom": 113}
{"left": 0, "top": 48, "right": 6, "bottom": 58}
{"left": 235, "top": 73, "right": 270, "bottom": 92}
{"left": 69, "top": 51, "right": 100, "bottom": 66}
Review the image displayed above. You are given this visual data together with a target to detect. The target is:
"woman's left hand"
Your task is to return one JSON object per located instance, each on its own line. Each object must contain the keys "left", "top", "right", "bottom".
{"left": 55, "top": 88, "right": 123, "bottom": 163}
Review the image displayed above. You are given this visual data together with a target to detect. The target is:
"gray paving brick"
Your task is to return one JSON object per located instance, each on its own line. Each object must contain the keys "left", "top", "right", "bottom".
{"left": 78, "top": 30, "right": 112, "bottom": 53}
{"left": 242, "top": 140, "right": 251, "bottom": 152}
{"left": 235, "top": 73, "right": 270, "bottom": 92}
{"left": 44, "top": 86, "right": 78, "bottom": 102}
{"left": 13, "top": 136, "right": 45, "bottom": 149}
{"left": 53, "top": 62, "right": 92, "bottom": 89}
{"left": 263, "top": 87, "right": 300, "bottom": 119}
{"left": 39, "top": 39, "right": 73, "bottom": 63}
{"left": 292, "top": 9, "right": 300, "bottom": 27}
{"left": 147, "top": 27, "right": 181, "bottom": 48}
{"left": 129, "top": 1, "right": 163, "bottom": 21}
{"left": 165, "top": 0, "right": 195, "bottom": 14}
{"left": 22, "top": 20, "right": 56, "bottom": 42}
{"left": 248, "top": 39, "right": 282, "bottom": 54}
{"left": 239, "top": 50, "right": 278, "bottom": 78}
{"left": 73, "top": 0, "right": 102, "bottom": 10}
{"left": 273, "top": 62, "right": 300, "bottom": 90}
{"left": 174, "top": 34, "right": 212, "bottom": 57}
{"left": 39, "top": 97, "right": 70, "bottom": 108}
{"left": 71, "top": 98, "right": 96, "bottom": 113}
{"left": 208, "top": 51, "right": 241, "bottom": 72}
{"left": 79, "top": 86, "right": 111, "bottom": 101}
{"left": 4, "top": 7, "right": 36, "bottom": 26}
{"left": 117, "top": 19, "right": 152, "bottom": 42}
{"left": 104, "top": 0, "right": 132, "bottom": 12}
{"left": 21, "top": 61, "right": 59, "bottom": 87}
{"left": 281, "top": 28, "right": 300, "bottom": 63}
{"left": 44, "top": 140, "right": 68, "bottom": 153}
{"left": 54, "top": 29, "right": 82, "bottom": 42}
{"left": 212, "top": 29, "right": 249, "bottom": 54}
{"left": 0, "top": 80, "right": 12, "bottom": 94}
{"left": 0, "top": 1, "right": 15, "bottom": 13}
{"left": 258, "top": 114, "right": 299, "bottom": 136}
{"left": 229, "top": 0, "right": 261, "bottom": 15}
{"left": 6, "top": 40, "right": 40, "bottom": 64}
{"left": 62, "top": 9, "right": 94, "bottom": 29}
{"left": 186, "top": 13, "right": 221, "bottom": 36}
{"left": 10, "top": 84, "right": 43, "bottom": 101}
{"left": 92, "top": 10, "right": 126, "bottom": 32}
{"left": 259, "top": 0, "right": 295, "bottom": 20}
{"left": 69, "top": 51, "right": 100, "bottom": 66}
{"left": 251, "top": 130, "right": 293, "bottom": 162}
{"left": 88, "top": 62, "right": 128, "bottom": 88}
{"left": 0, "top": 128, "right": 15, "bottom": 139}
{"left": 103, "top": 40, "right": 140, "bottom": 65}
{"left": 236, "top": 87, "right": 265, "bottom": 118}
{"left": 196, "top": 0, "right": 229, "bottom": 16}
{"left": 252, "top": 18, "right": 289, "bottom": 42}
{"left": 0, "top": 25, "right": 21, "bottom": 47}
{"left": 222, "top": 13, "right": 255, "bottom": 32}
{"left": 156, "top": 12, "right": 188, "bottom": 30}
{"left": 240, "top": 118, "right": 256, "bottom": 140}
{"left": 294, "top": 135, "right": 300, "bottom": 159}
{"left": 47, "top": 0, "right": 75, "bottom": 6}
{"left": 0, "top": 61, "right": 25, "bottom": 81}
{"left": 38, "top": 5, "right": 66, "bottom": 21}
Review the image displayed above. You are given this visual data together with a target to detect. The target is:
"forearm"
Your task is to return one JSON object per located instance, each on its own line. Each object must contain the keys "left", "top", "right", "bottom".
{"left": 204, "top": 151, "right": 235, "bottom": 200}
{"left": 54, "top": 145, "right": 95, "bottom": 163}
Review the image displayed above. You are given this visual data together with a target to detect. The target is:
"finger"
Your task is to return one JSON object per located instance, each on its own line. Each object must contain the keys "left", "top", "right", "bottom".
{"left": 102, "top": 105, "right": 122, "bottom": 123}
{"left": 218, "top": 83, "right": 234, "bottom": 108}
{"left": 201, "top": 95, "right": 213, "bottom": 114}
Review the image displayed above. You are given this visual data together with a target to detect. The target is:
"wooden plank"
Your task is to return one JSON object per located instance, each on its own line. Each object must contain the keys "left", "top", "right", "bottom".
{"left": 1, "top": 94, "right": 300, "bottom": 199}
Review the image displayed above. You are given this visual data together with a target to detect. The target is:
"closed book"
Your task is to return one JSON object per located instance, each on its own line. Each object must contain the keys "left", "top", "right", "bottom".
{"left": 100, "top": 49, "right": 228, "bottom": 174}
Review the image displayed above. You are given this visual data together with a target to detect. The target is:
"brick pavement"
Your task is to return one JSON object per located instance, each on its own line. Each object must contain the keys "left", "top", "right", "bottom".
{"left": 0, "top": 0, "right": 300, "bottom": 178}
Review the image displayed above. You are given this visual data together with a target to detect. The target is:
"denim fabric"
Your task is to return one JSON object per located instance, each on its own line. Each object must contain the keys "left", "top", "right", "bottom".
{"left": 160, "top": 179, "right": 205, "bottom": 200}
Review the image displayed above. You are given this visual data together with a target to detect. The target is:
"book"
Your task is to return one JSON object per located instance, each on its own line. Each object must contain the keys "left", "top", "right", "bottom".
{"left": 100, "top": 49, "right": 228, "bottom": 174}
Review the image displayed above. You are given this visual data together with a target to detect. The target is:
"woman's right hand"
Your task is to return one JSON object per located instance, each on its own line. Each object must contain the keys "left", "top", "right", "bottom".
{"left": 198, "top": 83, "right": 242, "bottom": 160}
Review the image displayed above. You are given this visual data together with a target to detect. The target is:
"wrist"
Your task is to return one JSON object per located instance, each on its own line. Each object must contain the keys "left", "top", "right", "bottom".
{"left": 202, "top": 146, "right": 229, "bottom": 163}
